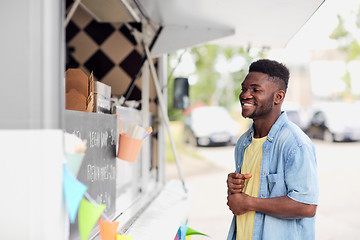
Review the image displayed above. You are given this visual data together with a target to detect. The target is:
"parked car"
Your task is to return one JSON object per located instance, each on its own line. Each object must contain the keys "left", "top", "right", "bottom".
{"left": 282, "top": 101, "right": 310, "bottom": 131}
{"left": 306, "top": 102, "right": 360, "bottom": 142}
{"left": 183, "top": 106, "right": 240, "bottom": 146}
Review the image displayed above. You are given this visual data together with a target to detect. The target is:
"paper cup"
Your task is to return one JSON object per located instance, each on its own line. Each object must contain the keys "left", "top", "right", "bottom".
{"left": 117, "top": 133, "right": 143, "bottom": 162}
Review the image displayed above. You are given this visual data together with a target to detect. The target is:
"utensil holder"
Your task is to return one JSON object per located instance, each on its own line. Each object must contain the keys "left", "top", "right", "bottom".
{"left": 117, "top": 133, "right": 143, "bottom": 162}
{"left": 115, "top": 114, "right": 143, "bottom": 162}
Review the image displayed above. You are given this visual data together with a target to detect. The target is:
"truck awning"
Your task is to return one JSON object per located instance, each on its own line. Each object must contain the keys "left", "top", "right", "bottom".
{"left": 138, "top": 0, "right": 326, "bottom": 55}
{"left": 77, "top": 0, "right": 325, "bottom": 55}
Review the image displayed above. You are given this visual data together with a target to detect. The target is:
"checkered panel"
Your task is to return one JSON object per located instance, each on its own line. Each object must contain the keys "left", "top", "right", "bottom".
{"left": 119, "top": 50, "right": 143, "bottom": 80}
{"left": 66, "top": 3, "right": 146, "bottom": 100}
{"left": 84, "top": 20, "right": 115, "bottom": 45}
{"left": 66, "top": 21, "right": 80, "bottom": 43}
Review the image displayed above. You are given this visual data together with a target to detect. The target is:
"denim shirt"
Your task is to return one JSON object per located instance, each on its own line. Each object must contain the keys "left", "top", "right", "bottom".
{"left": 227, "top": 112, "right": 319, "bottom": 240}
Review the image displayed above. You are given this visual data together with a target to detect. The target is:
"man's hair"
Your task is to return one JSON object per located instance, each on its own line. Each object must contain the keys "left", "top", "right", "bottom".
{"left": 249, "top": 59, "right": 290, "bottom": 92}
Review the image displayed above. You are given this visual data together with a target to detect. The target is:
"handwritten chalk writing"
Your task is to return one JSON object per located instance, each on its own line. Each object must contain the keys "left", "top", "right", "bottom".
{"left": 65, "top": 111, "right": 117, "bottom": 218}
{"left": 89, "top": 130, "right": 116, "bottom": 148}
{"left": 96, "top": 191, "right": 112, "bottom": 211}
{"left": 89, "top": 131, "right": 100, "bottom": 148}
{"left": 72, "top": 130, "right": 81, "bottom": 139}
{"left": 87, "top": 164, "right": 116, "bottom": 182}
{"left": 110, "top": 129, "right": 116, "bottom": 145}
{"left": 101, "top": 131, "right": 108, "bottom": 148}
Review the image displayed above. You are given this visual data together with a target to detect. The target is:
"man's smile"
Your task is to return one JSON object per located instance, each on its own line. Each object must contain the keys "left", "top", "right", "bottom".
{"left": 241, "top": 102, "right": 256, "bottom": 107}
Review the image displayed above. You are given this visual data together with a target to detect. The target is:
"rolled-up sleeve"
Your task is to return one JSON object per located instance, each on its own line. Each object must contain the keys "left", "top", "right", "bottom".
{"left": 285, "top": 143, "right": 319, "bottom": 205}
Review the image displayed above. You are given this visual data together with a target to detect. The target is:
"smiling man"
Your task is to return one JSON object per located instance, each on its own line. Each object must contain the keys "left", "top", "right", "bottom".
{"left": 226, "top": 59, "right": 319, "bottom": 240}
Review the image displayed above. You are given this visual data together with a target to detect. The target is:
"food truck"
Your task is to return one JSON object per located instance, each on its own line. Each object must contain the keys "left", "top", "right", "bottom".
{"left": 0, "top": 0, "right": 324, "bottom": 239}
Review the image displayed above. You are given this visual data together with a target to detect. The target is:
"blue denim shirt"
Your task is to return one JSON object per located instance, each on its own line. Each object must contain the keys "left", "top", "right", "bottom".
{"left": 227, "top": 112, "right": 319, "bottom": 240}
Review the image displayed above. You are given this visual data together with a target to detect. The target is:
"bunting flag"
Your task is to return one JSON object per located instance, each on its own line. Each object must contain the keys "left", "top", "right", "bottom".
{"left": 78, "top": 198, "right": 106, "bottom": 240}
{"left": 186, "top": 227, "right": 209, "bottom": 237}
{"left": 175, "top": 224, "right": 209, "bottom": 239}
{"left": 180, "top": 223, "right": 188, "bottom": 240}
{"left": 99, "top": 219, "right": 119, "bottom": 240}
{"left": 116, "top": 235, "right": 133, "bottom": 240}
{"left": 65, "top": 152, "right": 85, "bottom": 177}
{"left": 174, "top": 227, "right": 180, "bottom": 240}
{"left": 63, "top": 164, "right": 87, "bottom": 223}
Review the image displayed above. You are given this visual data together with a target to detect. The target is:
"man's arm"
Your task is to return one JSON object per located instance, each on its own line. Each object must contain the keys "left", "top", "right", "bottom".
{"left": 227, "top": 193, "right": 317, "bottom": 219}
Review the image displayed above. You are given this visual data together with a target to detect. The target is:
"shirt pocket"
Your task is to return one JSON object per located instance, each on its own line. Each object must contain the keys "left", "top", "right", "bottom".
{"left": 267, "top": 173, "right": 286, "bottom": 197}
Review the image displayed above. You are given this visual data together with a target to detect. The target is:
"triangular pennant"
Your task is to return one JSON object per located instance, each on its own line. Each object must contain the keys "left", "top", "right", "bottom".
{"left": 180, "top": 223, "right": 188, "bottom": 240}
{"left": 99, "top": 219, "right": 119, "bottom": 240}
{"left": 65, "top": 152, "right": 85, "bottom": 177}
{"left": 186, "top": 227, "right": 209, "bottom": 237}
{"left": 174, "top": 232, "right": 180, "bottom": 240}
{"left": 78, "top": 198, "right": 106, "bottom": 240}
{"left": 63, "top": 164, "right": 87, "bottom": 223}
{"left": 116, "top": 235, "right": 133, "bottom": 240}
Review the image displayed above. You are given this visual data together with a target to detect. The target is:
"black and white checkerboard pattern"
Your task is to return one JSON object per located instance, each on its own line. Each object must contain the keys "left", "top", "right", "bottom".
{"left": 66, "top": 2, "right": 146, "bottom": 100}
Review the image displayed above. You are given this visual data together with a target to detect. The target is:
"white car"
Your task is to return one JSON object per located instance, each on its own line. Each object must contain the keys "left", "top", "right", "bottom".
{"left": 183, "top": 106, "right": 240, "bottom": 146}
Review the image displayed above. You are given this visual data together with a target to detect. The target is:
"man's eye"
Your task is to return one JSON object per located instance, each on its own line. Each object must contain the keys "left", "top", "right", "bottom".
{"left": 253, "top": 89, "right": 260, "bottom": 92}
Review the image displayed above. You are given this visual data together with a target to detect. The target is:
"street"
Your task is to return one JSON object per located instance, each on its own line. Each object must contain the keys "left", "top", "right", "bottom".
{"left": 166, "top": 140, "right": 360, "bottom": 239}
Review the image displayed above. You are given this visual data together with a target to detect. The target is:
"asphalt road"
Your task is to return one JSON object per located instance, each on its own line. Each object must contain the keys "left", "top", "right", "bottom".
{"left": 166, "top": 140, "right": 360, "bottom": 239}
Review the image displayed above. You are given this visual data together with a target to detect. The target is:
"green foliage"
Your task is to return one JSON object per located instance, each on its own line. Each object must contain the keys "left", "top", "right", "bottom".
{"left": 341, "top": 70, "right": 352, "bottom": 92}
{"left": 190, "top": 45, "right": 221, "bottom": 105}
{"left": 330, "top": 5, "right": 360, "bottom": 100}
{"left": 330, "top": 15, "right": 349, "bottom": 40}
{"left": 167, "top": 44, "right": 268, "bottom": 119}
{"left": 356, "top": 6, "right": 360, "bottom": 29}
{"left": 348, "top": 40, "right": 360, "bottom": 61}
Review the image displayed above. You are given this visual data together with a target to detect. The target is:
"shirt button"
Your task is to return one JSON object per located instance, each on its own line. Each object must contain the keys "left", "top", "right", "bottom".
{"left": 270, "top": 138, "right": 273, "bottom": 140}
{"left": 263, "top": 171, "right": 266, "bottom": 176}
{"left": 243, "top": 143, "right": 245, "bottom": 146}
{"left": 261, "top": 194, "right": 264, "bottom": 198}
{"left": 238, "top": 165, "right": 240, "bottom": 169}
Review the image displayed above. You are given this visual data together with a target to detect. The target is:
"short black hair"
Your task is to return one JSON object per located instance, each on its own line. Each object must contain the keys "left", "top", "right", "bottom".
{"left": 249, "top": 59, "right": 290, "bottom": 92}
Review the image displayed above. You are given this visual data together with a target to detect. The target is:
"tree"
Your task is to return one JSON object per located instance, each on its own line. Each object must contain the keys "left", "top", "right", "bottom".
{"left": 330, "top": 6, "right": 360, "bottom": 99}
{"left": 167, "top": 44, "right": 268, "bottom": 120}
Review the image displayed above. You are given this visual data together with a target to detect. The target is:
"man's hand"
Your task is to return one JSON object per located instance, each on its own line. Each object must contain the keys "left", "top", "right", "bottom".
{"left": 227, "top": 172, "right": 252, "bottom": 195}
{"left": 227, "top": 192, "right": 252, "bottom": 215}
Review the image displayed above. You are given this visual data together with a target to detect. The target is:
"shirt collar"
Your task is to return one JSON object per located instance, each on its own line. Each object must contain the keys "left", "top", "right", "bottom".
{"left": 247, "top": 111, "right": 288, "bottom": 143}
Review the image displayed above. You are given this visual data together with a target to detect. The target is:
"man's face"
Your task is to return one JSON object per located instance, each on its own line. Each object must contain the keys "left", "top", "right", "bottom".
{"left": 239, "top": 72, "right": 279, "bottom": 119}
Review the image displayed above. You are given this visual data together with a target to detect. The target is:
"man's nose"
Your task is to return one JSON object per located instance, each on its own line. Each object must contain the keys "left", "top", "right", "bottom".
{"left": 240, "top": 90, "right": 251, "bottom": 100}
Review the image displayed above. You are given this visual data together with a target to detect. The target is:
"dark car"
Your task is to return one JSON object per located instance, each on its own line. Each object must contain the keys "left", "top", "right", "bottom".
{"left": 306, "top": 102, "right": 360, "bottom": 142}
{"left": 183, "top": 106, "right": 240, "bottom": 146}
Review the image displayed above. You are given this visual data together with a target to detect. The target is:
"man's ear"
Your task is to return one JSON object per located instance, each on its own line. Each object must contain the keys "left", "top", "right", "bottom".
{"left": 274, "top": 90, "right": 285, "bottom": 105}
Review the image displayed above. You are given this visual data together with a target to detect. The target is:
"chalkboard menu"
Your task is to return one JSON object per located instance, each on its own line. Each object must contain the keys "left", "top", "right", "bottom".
{"left": 65, "top": 110, "right": 118, "bottom": 238}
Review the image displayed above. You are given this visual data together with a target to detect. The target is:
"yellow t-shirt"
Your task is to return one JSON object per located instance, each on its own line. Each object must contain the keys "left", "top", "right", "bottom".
{"left": 236, "top": 136, "right": 267, "bottom": 240}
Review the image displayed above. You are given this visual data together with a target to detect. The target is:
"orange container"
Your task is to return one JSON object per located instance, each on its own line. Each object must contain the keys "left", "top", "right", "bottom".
{"left": 117, "top": 133, "right": 143, "bottom": 162}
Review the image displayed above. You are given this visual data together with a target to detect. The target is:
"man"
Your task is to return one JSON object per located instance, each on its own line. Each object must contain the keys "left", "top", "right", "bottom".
{"left": 226, "top": 59, "right": 319, "bottom": 240}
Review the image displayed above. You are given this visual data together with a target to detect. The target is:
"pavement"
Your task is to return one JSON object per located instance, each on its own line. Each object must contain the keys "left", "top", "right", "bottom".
{"left": 166, "top": 149, "right": 233, "bottom": 240}
{"left": 166, "top": 140, "right": 360, "bottom": 240}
